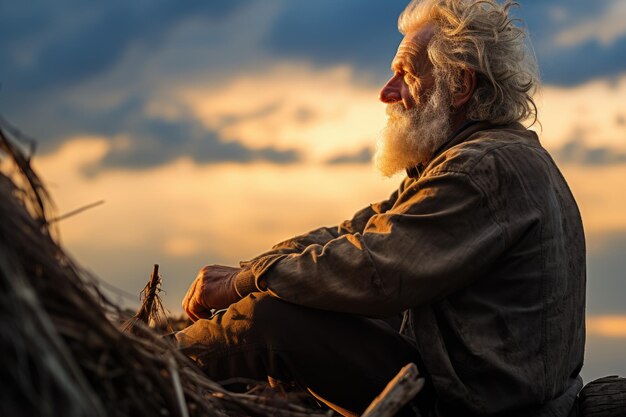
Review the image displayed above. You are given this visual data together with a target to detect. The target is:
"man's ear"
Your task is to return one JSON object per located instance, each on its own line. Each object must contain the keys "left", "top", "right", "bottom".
{"left": 452, "top": 68, "right": 476, "bottom": 109}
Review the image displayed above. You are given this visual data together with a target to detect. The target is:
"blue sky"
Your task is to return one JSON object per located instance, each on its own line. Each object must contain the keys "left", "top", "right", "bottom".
{"left": 1, "top": 0, "right": 626, "bottom": 381}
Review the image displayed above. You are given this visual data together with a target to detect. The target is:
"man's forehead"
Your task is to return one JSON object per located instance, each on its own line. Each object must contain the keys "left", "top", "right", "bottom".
{"left": 392, "top": 24, "right": 435, "bottom": 69}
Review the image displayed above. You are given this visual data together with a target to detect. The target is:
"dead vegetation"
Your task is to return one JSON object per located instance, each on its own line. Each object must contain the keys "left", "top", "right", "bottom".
{"left": 0, "top": 121, "right": 333, "bottom": 417}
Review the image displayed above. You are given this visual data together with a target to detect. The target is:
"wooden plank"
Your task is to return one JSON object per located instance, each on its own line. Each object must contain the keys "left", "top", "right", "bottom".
{"left": 361, "top": 363, "right": 425, "bottom": 417}
{"left": 579, "top": 376, "right": 626, "bottom": 417}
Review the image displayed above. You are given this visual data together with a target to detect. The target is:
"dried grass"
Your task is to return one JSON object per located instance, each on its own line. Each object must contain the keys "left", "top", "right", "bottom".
{"left": 0, "top": 121, "right": 331, "bottom": 417}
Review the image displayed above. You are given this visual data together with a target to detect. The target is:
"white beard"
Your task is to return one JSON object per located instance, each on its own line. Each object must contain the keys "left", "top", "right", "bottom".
{"left": 374, "top": 81, "right": 453, "bottom": 177}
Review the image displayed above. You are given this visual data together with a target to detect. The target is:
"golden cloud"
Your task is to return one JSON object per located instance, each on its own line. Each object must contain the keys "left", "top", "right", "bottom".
{"left": 587, "top": 315, "right": 626, "bottom": 338}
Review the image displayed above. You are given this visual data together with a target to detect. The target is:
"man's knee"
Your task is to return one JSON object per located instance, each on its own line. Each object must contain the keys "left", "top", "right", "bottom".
{"left": 242, "top": 293, "right": 307, "bottom": 345}
{"left": 175, "top": 293, "right": 297, "bottom": 350}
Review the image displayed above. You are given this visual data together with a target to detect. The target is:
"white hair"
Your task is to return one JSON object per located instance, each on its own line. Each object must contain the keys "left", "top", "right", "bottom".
{"left": 375, "top": 74, "right": 453, "bottom": 176}
{"left": 398, "top": 0, "right": 539, "bottom": 125}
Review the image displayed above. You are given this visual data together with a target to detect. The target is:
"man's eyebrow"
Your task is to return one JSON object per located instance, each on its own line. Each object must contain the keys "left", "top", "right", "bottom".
{"left": 391, "top": 59, "right": 403, "bottom": 72}
{"left": 392, "top": 56, "right": 418, "bottom": 75}
{"left": 391, "top": 39, "right": 427, "bottom": 72}
{"left": 391, "top": 56, "right": 410, "bottom": 72}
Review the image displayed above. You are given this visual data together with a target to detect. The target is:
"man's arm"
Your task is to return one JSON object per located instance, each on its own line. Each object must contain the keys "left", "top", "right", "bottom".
{"left": 238, "top": 177, "right": 412, "bottom": 265}
{"left": 234, "top": 170, "right": 507, "bottom": 318}
{"left": 182, "top": 178, "right": 411, "bottom": 319}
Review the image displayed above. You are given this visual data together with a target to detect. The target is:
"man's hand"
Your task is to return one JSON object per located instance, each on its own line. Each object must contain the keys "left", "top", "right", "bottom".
{"left": 182, "top": 265, "right": 242, "bottom": 321}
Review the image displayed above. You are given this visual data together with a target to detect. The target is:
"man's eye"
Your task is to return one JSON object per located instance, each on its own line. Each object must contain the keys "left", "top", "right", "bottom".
{"left": 403, "top": 72, "right": 416, "bottom": 83}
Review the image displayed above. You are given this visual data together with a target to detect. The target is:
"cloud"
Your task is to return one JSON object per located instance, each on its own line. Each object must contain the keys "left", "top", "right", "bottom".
{"left": 262, "top": 0, "right": 626, "bottom": 86}
{"left": 554, "top": 1, "right": 626, "bottom": 47}
{"left": 557, "top": 165, "right": 626, "bottom": 242}
{"left": 7, "top": 89, "right": 301, "bottom": 173}
{"left": 2, "top": 1, "right": 332, "bottom": 173}
{"left": 520, "top": 0, "right": 626, "bottom": 85}
{"left": 263, "top": 0, "right": 626, "bottom": 86}
{"left": 587, "top": 316, "right": 626, "bottom": 338}
{"left": 173, "top": 63, "right": 386, "bottom": 163}
{"left": 553, "top": 139, "right": 626, "bottom": 166}
{"left": 4, "top": 59, "right": 386, "bottom": 173}
{"left": 326, "top": 147, "right": 373, "bottom": 165}
{"left": 538, "top": 40, "right": 626, "bottom": 86}
{"left": 0, "top": 1, "right": 247, "bottom": 92}
{"left": 583, "top": 315, "right": 626, "bottom": 380}
{"left": 0, "top": 0, "right": 268, "bottom": 155}
{"left": 538, "top": 75, "right": 626, "bottom": 150}
{"left": 3, "top": 0, "right": 626, "bottom": 176}
{"left": 3, "top": 0, "right": 626, "bottom": 107}
{"left": 81, "top": 116, "right": 301, "bottom": 174}
{"left": 264, "top": 0, "right": 406, "bottom": 83}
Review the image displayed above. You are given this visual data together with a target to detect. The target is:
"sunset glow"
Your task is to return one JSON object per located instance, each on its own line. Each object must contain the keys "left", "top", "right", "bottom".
{"left": 587, "top": 316, "right": 626, "bottom": 338}
{"left": 3, "top": 0, "right": 626, "bottom": 381}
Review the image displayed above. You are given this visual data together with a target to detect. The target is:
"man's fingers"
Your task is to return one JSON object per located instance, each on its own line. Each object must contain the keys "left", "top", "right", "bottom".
{"left": 183, "top": 264, "right": 241, "bottom": 320}
{"left": 186, "top": 296, "right": 212, "bottom": 322}
{"left": 183, "top": 275, "right": 206, "bottom": 321}
{"left": 184, "top": 295, "right": 202, "bottom": 322}
{"left": 185, "top": 307, "right": 199, "bottom": 322}
{"left": 182, "top": 277, "right": 199, "bottom": 312}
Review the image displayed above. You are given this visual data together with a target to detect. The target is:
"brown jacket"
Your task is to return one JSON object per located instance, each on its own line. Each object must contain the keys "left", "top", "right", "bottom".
{"left": 235, "top": 122, "right": 586, "bottom": 416}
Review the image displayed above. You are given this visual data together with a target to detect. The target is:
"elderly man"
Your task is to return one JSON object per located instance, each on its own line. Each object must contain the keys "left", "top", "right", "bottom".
{"left": 177, "top": 0, "right": 586, "bottom": 416}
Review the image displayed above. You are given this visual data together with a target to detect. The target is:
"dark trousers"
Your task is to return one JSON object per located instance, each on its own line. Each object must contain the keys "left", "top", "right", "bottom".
{"left": 176, "top": 293, "right": 429, "bottom": 416}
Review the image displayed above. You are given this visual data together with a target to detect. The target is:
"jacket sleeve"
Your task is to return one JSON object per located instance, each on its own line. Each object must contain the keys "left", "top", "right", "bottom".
{"left": 238, "top": 178, "right": 410, "bottom": 265}
{"left": 235, "top": 170, "right": 507, "bottom": 317}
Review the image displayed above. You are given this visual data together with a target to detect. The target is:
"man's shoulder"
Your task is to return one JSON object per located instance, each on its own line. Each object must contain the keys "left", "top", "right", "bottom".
{"left": 426, "top": 123, "right": 545, "bottom": 177}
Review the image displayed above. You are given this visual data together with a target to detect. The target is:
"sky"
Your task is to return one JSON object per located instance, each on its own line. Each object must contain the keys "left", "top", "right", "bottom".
{"left": 1, "top": 0, "right": 626, "bottom": 382}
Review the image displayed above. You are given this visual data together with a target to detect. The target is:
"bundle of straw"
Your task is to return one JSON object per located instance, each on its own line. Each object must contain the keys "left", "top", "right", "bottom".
{"left": 0, "top": 122, "right": 331, "bottom": 417}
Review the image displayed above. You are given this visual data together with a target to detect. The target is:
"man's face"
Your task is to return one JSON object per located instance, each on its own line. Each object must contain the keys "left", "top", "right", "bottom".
{"left": 380, "top": 24, "right": 436, "bottom": 110}
{"left": 375, "top": 24, "right": 453, "bottom": 177}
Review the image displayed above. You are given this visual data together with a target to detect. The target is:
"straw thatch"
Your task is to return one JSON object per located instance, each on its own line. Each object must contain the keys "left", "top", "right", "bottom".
{"left": 0, "top": 121, "right": 332, "bottom": 417}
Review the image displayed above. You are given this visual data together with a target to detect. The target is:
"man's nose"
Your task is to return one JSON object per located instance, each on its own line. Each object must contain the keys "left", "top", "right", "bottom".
{"left": 379, "top": 77, "right": 402, "bottom": 104}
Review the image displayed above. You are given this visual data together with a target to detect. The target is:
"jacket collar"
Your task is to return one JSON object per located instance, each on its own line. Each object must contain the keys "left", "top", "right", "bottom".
{"left": 405, "top": 120, "right": 522, "bottom": 178}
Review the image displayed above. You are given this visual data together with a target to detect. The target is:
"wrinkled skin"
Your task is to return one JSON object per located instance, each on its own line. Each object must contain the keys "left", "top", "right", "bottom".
{"left": 379, "top": 24, "right": 475, "bottom": 127}
{"left": 182, "top": 265, "right": 241, "bottom": 321}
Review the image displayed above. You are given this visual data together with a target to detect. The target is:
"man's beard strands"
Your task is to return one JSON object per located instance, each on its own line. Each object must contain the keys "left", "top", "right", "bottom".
{"left": 375, "top": 82, "right": 453, "bottom": 177}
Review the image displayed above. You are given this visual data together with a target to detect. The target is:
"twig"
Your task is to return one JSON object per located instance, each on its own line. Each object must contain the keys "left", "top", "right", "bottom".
{"left": 46, "top": 200, "right": 105, "bottom": 224}
{"left": 122, "top": 264, "right": 168, "bottom": 335}
{"left": 142, "top": 264, "right": 160, "bottom": 324}
{"left": 217, "top": 377, "right": 267, "bottom": 387}
{"left": 167, "top": 354, "right": 190, "bottom": 417}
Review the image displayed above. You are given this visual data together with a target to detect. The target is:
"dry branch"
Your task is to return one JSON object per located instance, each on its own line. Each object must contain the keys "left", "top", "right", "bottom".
{"left": 123, "top": 264, "right": 169, "bottom": 335}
